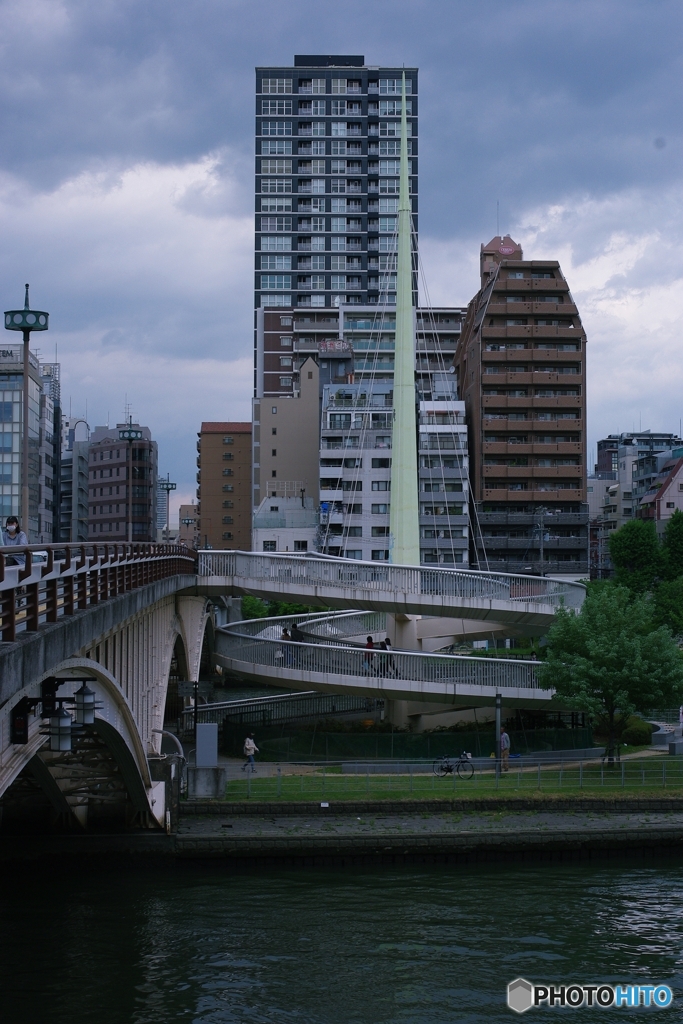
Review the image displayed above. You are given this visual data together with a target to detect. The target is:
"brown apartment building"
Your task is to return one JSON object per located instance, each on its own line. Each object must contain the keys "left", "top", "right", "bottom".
{"left": 197, "top": 422, "right": 251, "bottom": 549}
{"left": 88, "top": 423, "right": 158, "bottom": 542}
{"left": 454, "top": 236, "right": 588, "bottom": 577}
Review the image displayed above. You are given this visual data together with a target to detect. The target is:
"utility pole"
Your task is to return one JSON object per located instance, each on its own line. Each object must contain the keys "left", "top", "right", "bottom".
{"left": 119, "top": 419, "right": 143, "bottom": 544}
{"left": 4, "top": 285, "right": 49, "bottom": 539}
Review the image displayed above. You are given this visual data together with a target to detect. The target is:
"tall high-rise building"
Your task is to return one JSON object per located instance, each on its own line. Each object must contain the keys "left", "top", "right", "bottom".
{"left": 58, "top": 415, "right": 90, "bottom": 542}
{"left": 454, "top": 236, "right": 589, "bottom": 578}
{"left": 254, "top": 56, "right": 418, "bottom": 391}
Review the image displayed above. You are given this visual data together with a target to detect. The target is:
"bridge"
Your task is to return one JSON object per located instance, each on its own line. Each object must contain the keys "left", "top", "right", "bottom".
{"left": 0, "top": 545, "right": 584, "bottom": 833}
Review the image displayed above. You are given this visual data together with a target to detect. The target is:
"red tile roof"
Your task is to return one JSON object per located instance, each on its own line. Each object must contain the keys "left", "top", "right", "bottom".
{"left": 200, "top": 422, "right": 251, "bottom": 433}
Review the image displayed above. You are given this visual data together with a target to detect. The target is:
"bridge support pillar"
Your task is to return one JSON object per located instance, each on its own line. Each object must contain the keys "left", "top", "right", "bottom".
{"left": 385, "top": 614, "right": 420, "bottom": 728}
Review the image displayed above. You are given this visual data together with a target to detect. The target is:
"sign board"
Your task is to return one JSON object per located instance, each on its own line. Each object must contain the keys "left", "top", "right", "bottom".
{"left": 176, "top": 681, "right": 214, "bottom": 698}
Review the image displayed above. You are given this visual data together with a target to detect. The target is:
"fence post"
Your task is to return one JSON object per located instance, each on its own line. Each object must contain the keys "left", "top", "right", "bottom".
{"left": 579, "top": 761, "right": 583, "bottom": 789}
{"left": 410, "top": 763, "right": 413, "bottom": 794}
{"left": 663, "top": 761, "right": 666, "bottom": 788}
{"left": 277, "top": 766, "right": 282, "bottom": 798}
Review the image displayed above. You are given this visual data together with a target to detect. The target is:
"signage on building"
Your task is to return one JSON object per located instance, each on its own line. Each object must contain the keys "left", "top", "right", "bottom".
{"left": 498, "top": 243, "right": 516, "bottom": 255}
{"left": 318, "top": 339, "right": 351, "bottom": 353}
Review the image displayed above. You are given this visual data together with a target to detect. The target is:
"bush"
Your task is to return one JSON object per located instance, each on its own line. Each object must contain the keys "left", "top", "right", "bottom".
{"left": 621, "top": 718, "right": 653, "bottom": 746}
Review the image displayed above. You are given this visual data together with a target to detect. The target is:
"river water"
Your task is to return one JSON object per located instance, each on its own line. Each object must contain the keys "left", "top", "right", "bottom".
{"left": 2, "top": 859, "right": 682, "bottom": 1023}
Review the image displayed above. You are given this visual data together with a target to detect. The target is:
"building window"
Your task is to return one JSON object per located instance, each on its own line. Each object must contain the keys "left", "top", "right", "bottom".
{"left": 345, "top": 549, "right": 362, "bottom": 559}
{"left": 261, "top": 255, "right": 292, "bottom": 270}
{"left": 222, "top": 485, "right": 234, "bottom": 492}
{"left": 279, "top": 377, "right": 292, "bottom": 387}
{"left": 260, "top": 275, "right": 291, "bottom": 290}
{"left": 667, "top": 502, "right": 675, "bottom": 508}
{"left": 271, "top": 469, "right": 277, "bottom": 477}
{"left": 372, "top": 526, "right": 390, "bottom": 537}
{"left": 223, "top": 468, "right": 233, "bottom": 477}
{"left": 223, "top": 452, "right": 233, "bottom": 461}
{"left": 222, "top": 516, "right": 234, "bottom": 524}
{"left": 280, "top": 336, "right": 292, "bottom": 346}
{"left": 261, "top": 121, "right": 292, "bottom": 136}
{"left": 272, "top": 406, "right": 277, "bottom": 414}
{"left": 261, "top": 78, "right": 292, "bottom": 94}
{"left": 223, "top": 436, "right": 234, "bottom": 444}
{"left": 261, "top": 294, "right": 292, "bottom": 307}
{"left": 223, "top": 532, "right": 234, "bottom": 540}
{"left": 263, "top": 540, "right": 277, "bottom": 551}
{"left": 371, "top": 503, "right": 389, "bottom": 514}
{"left": 371, "top": 550, "right": 389, "bottom": 561}
{"left": 280, "top": 357, "right": 292, "bottom": 368}
{"left": 294, "top": 540, "right": 308, "bottom": 551}
{"left": 372, "top": 480, "right": 390, "bottom": 491}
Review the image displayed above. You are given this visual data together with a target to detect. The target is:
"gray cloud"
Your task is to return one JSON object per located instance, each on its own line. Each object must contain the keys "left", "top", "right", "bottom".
{"left": 0, "top": 0, "right": 682, "bottom": 508}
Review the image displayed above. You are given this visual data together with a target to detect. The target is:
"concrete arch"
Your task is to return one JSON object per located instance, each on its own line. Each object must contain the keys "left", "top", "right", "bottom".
{"left": 0, "top": 658, "right": 164, "bottom": 828}
{"left": 175, "top": 595, "right": 213, "bottom": 683}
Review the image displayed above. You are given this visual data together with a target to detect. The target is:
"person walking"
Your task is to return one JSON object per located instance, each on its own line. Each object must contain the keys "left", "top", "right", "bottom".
{"left": 242, "top": 733, "right": 259, "bottom": 772}
{"left": 2, "top": 516, "right": 28, "bottom": 566}
{"left": 384, "top": 636, "right": 396, "bottom": 678}
{"left": 363, "top": 636, "right": 375, "bottom": 674}
{"left": 280, "top": 626, "right": 293, "bottom": 667}
{"left": 500, "top": 726, "right": 511, "bottom": 772}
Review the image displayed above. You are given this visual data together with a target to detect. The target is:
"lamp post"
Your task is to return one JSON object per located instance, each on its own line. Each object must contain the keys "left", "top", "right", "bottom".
{"left": 4, "top": 285, "right": 49, "bottom": 538}
{"left": 159, "top": 474, "right": 177, "bottom": 543}
{"left": 119, "top": 420, "right": 143, "bottom": 544}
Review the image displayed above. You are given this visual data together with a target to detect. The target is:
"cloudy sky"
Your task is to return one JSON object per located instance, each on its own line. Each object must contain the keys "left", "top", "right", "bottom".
{"left": 1, "top": 0, "right": 681, "bottom": 516}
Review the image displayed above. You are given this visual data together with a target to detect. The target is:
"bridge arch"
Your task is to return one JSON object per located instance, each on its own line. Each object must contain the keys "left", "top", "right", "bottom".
{"left": 0, "top": 658, "right": 164, "bottom": 833}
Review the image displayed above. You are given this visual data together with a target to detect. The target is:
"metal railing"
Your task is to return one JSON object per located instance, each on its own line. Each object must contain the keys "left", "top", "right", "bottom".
{"left": 198, "top": 550, "right": 585, "bottom": 612}
{"left": 0, "top": 543, "right": 196, "bottom": 642}
{"left": 181, "top": 689, "right": 380, "bottom": 734}
{"left": 217, "top": 612, "right": 545, "bottom": 694}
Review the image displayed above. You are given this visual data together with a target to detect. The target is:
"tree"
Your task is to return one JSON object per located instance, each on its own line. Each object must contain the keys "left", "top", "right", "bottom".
{"left": 538, "top": 583, "right": 683, "bottom": 759}
{"left": 662, "top": 509, "right": 683, "bottom": 580}
{"left": 608, "top": 519, "right": 662, "bottom": 593}
{"left": 653, "top": 576, "right": 683, "bottom": 637}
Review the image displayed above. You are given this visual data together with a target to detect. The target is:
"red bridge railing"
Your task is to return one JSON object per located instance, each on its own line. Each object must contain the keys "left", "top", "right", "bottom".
{"left": 0, "top": 543, "right": 197, "bottom": 643}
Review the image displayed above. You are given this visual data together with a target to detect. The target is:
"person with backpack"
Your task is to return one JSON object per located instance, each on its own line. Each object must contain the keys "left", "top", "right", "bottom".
{"left": 242, "top": 733, "right": 259, "bottom": 772}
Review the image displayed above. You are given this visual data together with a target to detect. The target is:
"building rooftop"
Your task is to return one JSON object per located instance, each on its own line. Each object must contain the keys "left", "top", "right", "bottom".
{"left": 199, "top": 422, "right": 251, "bottom": 433}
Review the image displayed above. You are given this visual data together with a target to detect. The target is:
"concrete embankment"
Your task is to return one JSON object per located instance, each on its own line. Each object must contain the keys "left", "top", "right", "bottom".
{"left": 3, "top": 798, "right": 683, "bottom": 866}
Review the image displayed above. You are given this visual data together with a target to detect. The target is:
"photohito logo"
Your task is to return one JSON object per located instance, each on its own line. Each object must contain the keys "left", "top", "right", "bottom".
{"left": 507, "top": 979, "right": 673, "bottom": 1013}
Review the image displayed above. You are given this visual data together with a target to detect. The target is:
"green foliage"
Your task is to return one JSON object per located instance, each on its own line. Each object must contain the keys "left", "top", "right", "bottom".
{"left": 653, "top": 576, "right": 683, "bottom": 636}
{"left": 240, "top": 595, "right": 323, "bottom": 621}
{"left": 539, "top": 583, "right": 683, "bottom": 755}
{"left": 240, "top": 595, "right": 269, "bottom": 620}
{"left": 662, "top": 509, "right": 683, "bottom": 580}
{"left": 621, "top": 718, "right": 653, "bottom": 745}
{"left": 608, "top": 519, "right": 662, "bottom": 593}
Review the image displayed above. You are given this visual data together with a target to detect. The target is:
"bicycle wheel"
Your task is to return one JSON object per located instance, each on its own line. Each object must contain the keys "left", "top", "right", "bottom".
{"left": 457, "top": 759, "right": 474, "bottom": 780}
{"left": 433, "top": 759, "right": 449, "bottom": 778}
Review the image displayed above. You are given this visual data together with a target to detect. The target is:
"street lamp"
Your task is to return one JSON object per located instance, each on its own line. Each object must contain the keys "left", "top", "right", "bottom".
{"left": 4, "top": 285, "right": 49, "bottom": 537}
{"left": 159, "top": 474, "right": 177, "bottom": 543}
{"left": 119, "top": 420, "right": 143, "bottom": 543}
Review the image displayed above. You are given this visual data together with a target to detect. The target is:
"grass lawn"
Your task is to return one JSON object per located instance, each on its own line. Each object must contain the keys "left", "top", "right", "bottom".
{"left": 221, "top": 755, "right": 683, "bottom": 803}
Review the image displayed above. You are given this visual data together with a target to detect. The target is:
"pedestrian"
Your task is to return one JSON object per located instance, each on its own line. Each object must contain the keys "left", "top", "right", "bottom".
{"left": 363, "top": 635, "right": 375, "bottom": 674}
{"left": 500, "top": 726, "right": 511, "bottom": 772}
{"left": 242, "top": 733, "right": 259, "bottom": 772}
{"left": 291, "top": 622, "right": 305, "bottom": 643}
{"left": 2, "top": 516, "right": 28, "bottom": 566}
{"left": 377, "top": 640, "right": 388, "bottom": 677}
{"left": 280, "top": 627, "right": 293, "bottom": 667}
{"left": 384, "top": 636, "right": 396, "bottom": 677}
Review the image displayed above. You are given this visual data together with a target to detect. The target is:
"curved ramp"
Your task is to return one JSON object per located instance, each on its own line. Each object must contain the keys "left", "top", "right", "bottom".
{"left": 198, "top": 551, "right": 584, "bottom": 631}
{"left": 216, "top": 612, "right": 553, "bottom": 710}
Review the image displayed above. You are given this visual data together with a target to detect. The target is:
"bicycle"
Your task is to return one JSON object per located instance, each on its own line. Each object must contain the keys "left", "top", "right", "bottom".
{"left": 433, "top": 752, "right": 474, "bottom": 780}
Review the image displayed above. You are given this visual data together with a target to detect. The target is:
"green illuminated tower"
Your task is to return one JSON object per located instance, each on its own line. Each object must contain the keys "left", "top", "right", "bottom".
{"left": 389, "top": 73, "right": 420, "bottom": 565}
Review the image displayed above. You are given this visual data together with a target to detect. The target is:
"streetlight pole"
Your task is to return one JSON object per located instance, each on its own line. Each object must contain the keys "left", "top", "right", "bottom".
{"left": 159, "top": 474, "right": 177, "bottom": 543}
{"left": 4, "top": 285, "right": 49, "bottom": 539}
{"left": 119, "top": 419, "right": 143, "bottom": 545}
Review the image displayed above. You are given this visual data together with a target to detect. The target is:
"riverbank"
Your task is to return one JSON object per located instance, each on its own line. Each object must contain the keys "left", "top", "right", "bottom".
{"left": 3, "top": 798, "right": 683, "bottom": 866}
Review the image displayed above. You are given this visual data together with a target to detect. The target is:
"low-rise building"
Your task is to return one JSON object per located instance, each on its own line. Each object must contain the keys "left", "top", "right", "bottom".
{"left": 178, "top": 503, "right": 199, "bottom": 548}
{"left": 252, "top": 494, "right": 318, "bottom": 553}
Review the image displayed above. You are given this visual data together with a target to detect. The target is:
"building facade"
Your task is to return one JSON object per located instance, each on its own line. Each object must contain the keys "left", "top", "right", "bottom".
{"left": 254, "top": 55, "right": 419, "bottom": 389}
{"left": 178, "top": 503, "right": 199, "bottom": 548}
{"left": 0, "top": 345, "right": 56, "bottom": 542}
{"left": 88, "top": 424, "right": 158, "bottom": 542}
{"left": 252, "top": 494, "right": 318, "bottom": 553}
{"left": 58, "top": 416, "right": 90, "bottom": 543}
{"left": 454, "top": 236, "right": 588, "bottom": 577}
{"left": 197, "top": 422, "right": 251, "bottom": 550}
